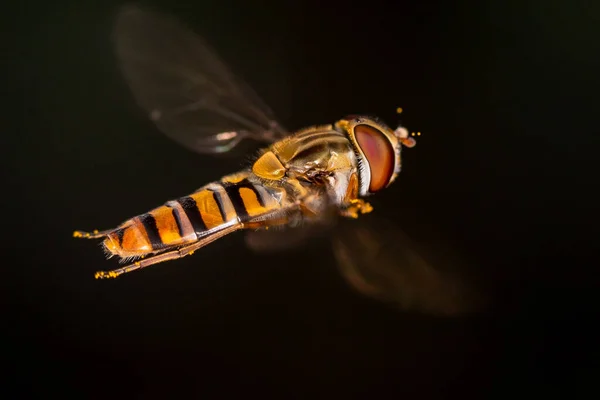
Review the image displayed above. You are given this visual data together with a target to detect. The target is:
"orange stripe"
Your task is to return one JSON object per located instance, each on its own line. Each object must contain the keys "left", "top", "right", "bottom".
{"left": 120, "top": 220, "right": 152, "bottom": 253}
{"left": 238, "top": 187, "right": 266, "bottom": 217}
{"left": 150, "top": 206, "right": 183, "bottom": 246}
{"left": 191, "top": 190, "right": 225, "bottom": 229}
{"left": 222, "top": 172, "right": 250, "bottom": 184}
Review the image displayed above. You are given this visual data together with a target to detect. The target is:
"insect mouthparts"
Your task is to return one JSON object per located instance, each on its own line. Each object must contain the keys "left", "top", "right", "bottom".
{"left": 395, "top": 126, "right": 417, "bottom": 148}
{"left": 394, "top": 126, "right": 409, "bottom": 139}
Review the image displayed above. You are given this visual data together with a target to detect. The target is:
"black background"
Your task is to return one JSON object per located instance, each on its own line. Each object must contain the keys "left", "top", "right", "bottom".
{"left": 4, "top": 0, "right": 598, "bottom": 398}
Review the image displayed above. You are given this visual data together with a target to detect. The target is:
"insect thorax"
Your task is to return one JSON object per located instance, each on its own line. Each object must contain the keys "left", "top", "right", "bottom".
{"left": 250, "top": 124, "right": 359, "bottom": 208}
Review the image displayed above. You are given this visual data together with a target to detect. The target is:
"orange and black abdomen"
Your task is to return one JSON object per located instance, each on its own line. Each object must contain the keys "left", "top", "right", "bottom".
{"left": 102, "top": 205, "right": 194, "bottom": 258}
{"left": 102, "top": 176, "right": 283, "bottom": 258}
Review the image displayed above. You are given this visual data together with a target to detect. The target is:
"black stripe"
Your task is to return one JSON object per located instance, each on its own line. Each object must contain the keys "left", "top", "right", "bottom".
{"left": 166, "top": 204, "right": 184, "bottom": 238}
{"left": 178, "top": 196, "right": 206, "bottom": 235}
{"left": 296, "top": 130, "right": 343, "bottom": 142}
{"left": 113, "top": 228, "right": 125, "bottom": 246}
{"left": 294, "top": 143, "right": 328, "bottom": 164}
{"left": 222, "top": 185, "right": 248, "bottom": 221}
{"left": 294, "top": 141, "right": 349, "bottom": 169}
{"left": 221, "top": 180, "right": 265, "bottom": 222}
{"left": 139, "top": 213, "right": 163, "bottom": 249}
{"left": 246, "top": 181, "right": 265, "bottom": 207}
{"left": 239, "top": 179, "right": 265, "bottom": 207}
{"left": 210, "top": 190, "right": 228, "bottom": 222}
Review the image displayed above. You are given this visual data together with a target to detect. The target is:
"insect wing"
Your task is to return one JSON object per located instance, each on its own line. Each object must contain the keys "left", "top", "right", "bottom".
{"left": 244, "top": 185, "right": 340, "bottom": 253}
{"left": 113, "top": 5, "right": 288, "bottom": 154}
{"left": 244, "top": 216, "right": 337, "bottom": 254}
{"left": 332, "top": 216, "right": 481, "bottom": 316}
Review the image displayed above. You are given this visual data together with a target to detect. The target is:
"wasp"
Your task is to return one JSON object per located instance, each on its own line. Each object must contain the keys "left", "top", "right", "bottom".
{"left": 75, "top": 5, "right": 476, "bottom": 315}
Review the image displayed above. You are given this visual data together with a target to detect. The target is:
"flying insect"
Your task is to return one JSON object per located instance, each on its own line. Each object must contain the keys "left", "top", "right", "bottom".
{"left": 74, "top": 5, "right": 477, "bottom": 316}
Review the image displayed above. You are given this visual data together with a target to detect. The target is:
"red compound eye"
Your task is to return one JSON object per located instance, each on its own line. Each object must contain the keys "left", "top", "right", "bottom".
{"left": 354, "top": 124, "right": 395, "bottom": 193}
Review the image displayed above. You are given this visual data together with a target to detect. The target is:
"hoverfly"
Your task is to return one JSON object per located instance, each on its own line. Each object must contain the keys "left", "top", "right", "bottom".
{"left": 75, "top": 5, "right": 476, "bottom": 315}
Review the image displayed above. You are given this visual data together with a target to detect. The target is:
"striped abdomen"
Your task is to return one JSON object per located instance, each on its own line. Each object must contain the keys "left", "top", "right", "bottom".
{"left": 102, "top": 175, "right": 284, "bottom": 259}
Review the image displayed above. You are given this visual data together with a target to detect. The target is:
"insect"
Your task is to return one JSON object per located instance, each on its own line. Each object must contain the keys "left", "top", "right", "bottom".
{"left": 74, "top": 5, "right": 476, "bottom": 315}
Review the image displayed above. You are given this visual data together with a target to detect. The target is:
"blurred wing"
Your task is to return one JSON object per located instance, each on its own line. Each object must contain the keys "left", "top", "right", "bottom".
{"left": 245, "top": 216, "right": 337, "bottom": 254}
{"left": 332, "top": 215, "right": 481, "bottom": 316}
{"left": 113, "top": 5, "right": 288, "bottom": 154}
{"left": 244, "top": 185, "right": 339, "bottom": 253}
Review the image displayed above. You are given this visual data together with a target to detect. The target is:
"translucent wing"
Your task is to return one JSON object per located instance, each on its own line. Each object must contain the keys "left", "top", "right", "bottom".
{"left": 113, "top": 5, "right": 288, "bottom": 154}
{"left": 244, "top": 216, "right": 337, "bottom": 254}
{"left": 332, "top": 216, "right": 483, "bottom": 316}
{"left": 244, "top": 185, "right": 339, "bottom": 253}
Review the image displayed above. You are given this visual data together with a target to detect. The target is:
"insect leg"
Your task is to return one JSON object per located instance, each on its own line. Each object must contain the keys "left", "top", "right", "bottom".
{"left": 339, "top": 199, "right": 374, "bottom": 219}
{"left": 338, "top": 173, "right": 373, "bottom": 219}
{"left": 73, "top": 229, "right": 112, "bottom": 239}
{"left": 94, "top": 223, "right": 240, "bottom": 279}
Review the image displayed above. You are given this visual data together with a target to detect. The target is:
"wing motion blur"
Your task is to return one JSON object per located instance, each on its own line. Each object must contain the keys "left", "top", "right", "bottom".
{"left": 332, "top": 216, "right": 482, "bottom": 316}
{"left": 113, "top": 5, "right": 288, "bottom": 154}
{"left": 244, "top": 184, "right": 340, "bottom": 253}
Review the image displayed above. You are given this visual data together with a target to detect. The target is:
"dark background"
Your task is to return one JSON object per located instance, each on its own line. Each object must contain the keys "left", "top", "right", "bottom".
{"left": 4, "top": 0, "right": 598, "bottom": 398}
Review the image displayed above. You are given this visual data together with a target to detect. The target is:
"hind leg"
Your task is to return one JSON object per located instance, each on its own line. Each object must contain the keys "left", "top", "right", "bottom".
{"left": 73, "top": 229, "right": 112, "bottom": 239}
{"left": 94, "top": 223, "right": 241, "bottom": 279}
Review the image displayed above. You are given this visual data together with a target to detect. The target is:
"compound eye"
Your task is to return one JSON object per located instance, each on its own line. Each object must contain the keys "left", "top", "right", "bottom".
{"left": 354, "top": 124, "right": 395, "bottom": 193}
